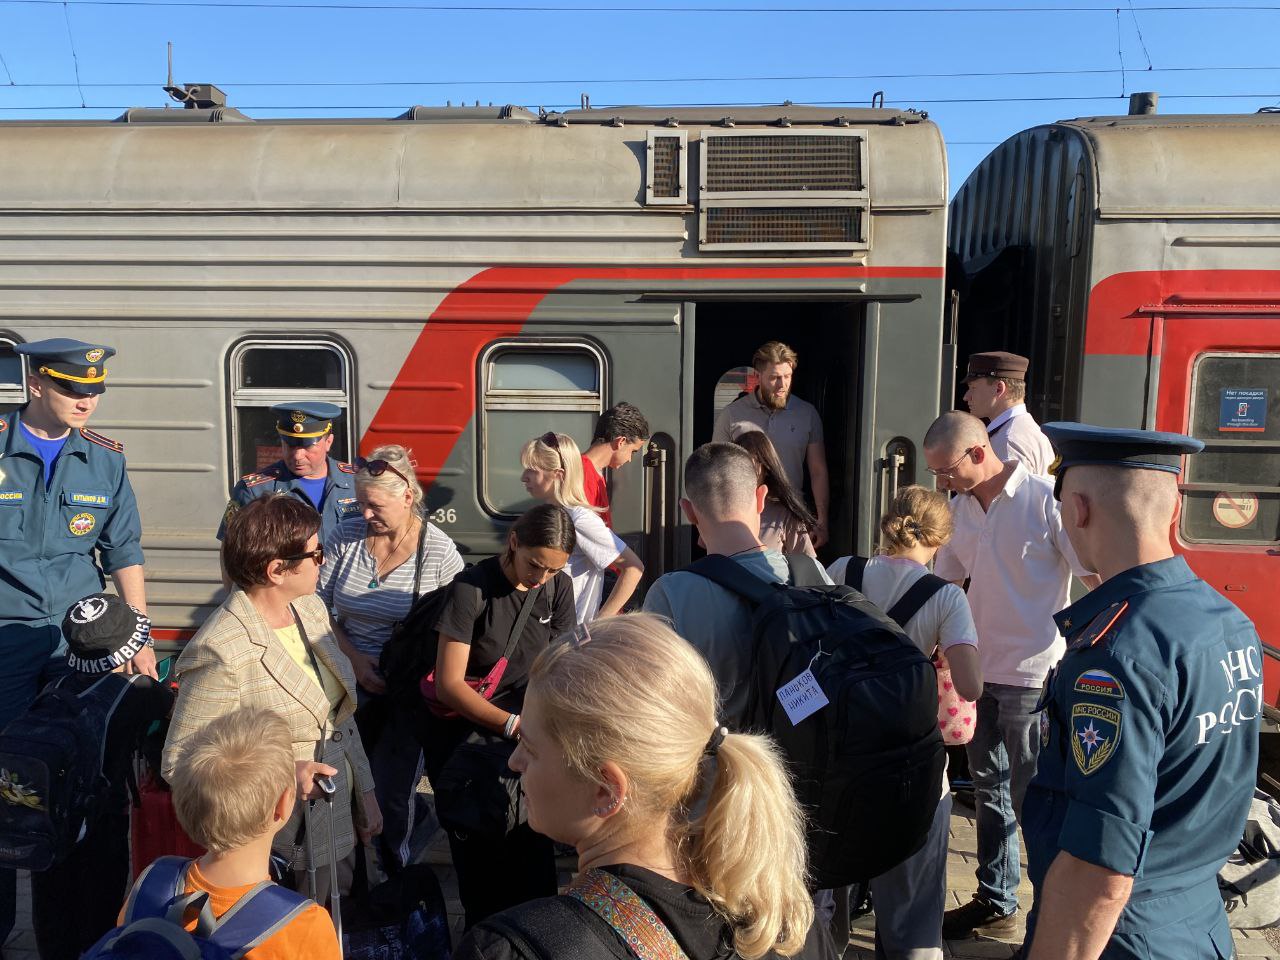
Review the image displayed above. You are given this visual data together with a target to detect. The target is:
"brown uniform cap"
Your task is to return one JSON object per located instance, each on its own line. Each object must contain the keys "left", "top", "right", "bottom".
{"left": 964, "top": 351, "right": 1029, "bottom": 383}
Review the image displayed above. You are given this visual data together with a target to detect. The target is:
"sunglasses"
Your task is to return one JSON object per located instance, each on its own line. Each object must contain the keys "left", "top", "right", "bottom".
{"left": 355, "top": 457, "right": 413, "bottom": 487}
{"left": 926, "top": 447, "right": 976, "bottom": 479}
{"left": 281, "top": 545, "right": 325, "bottom": 566}
{"left": 539, "top": 432, "right": 566, "bottom": 472}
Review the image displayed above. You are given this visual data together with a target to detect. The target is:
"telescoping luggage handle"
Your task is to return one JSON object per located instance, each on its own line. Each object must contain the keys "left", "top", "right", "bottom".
{"left": 305, "top": 773, "right": 342, "bottom": 944}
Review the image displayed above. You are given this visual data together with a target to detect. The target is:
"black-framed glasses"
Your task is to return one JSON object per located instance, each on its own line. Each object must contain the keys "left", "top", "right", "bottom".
{"left": 539, "top": 432, "right": 566, "bottom": 472}
{"left": 281, "top": 545, "right": 325, "bottom": 566}
{"left": 926, "top": 447, "right": 976, "bottom": 479}
{"left": 355, "top": 457, "right": 412, "bottom": 487}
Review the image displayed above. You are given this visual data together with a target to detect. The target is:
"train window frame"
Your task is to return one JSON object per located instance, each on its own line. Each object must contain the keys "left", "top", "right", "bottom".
{"left": 478, "top": 340, "right": 608, "bottom": 519}
{"left": 226, "top": 338, "right": 355, "bottom": 486}
{"left": 1180, "top": 350, "right": 1280, "bottom": 547}
{"left": 0, "top": 336, "right": 27, "bottom": 410}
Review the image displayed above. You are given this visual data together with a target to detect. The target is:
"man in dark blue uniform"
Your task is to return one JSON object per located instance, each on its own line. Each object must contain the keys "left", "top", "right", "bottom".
{"left": 1023, "top": 423, "right": 1260, "bottom": 960}
{"left": 0, "top": 337, "right": 154, "bottom": 945}
{"left": 216, "top": 401, "right": 359, "bottom": 549}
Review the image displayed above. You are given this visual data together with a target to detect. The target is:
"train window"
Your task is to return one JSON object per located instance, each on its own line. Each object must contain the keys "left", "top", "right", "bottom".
{"left": 480, "top": 343, "right": 605, "bottom": 516}
{"left": 0, "top": 339, "right": 27, "bottom": 413}
{"left": 1181, "top": 352, "right": 1280, "bottom": 545}
{"left": 712, "top": 366, "right": 757, "bottom": 423}
{"left": 227, "top": 340, "right": 353, "bottom": 483}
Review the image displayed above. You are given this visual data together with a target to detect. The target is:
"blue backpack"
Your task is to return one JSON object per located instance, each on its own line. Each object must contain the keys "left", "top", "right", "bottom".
{"left": 83, "top": 855, "right": 316, "bottom": 959}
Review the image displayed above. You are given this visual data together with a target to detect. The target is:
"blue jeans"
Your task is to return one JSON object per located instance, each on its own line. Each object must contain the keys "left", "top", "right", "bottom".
{"left": 0, "top": 623, "right": 71, "bottom": 947}
{"left": 965, "top": 682, "right": 1042, "bottom": 915}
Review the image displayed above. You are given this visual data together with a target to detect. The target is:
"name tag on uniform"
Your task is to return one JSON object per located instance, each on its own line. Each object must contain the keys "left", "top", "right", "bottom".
{"left": 777, "top": 669, "right": 829, "bottom": 726}
{"left": 68, "top": 492, "right": 110, "bottom": 508}
{"left": 0, "top": 491, "right": 22, "bottom": 504}
{"left": 337, "top": 497, "right": 360, "bottom": 515}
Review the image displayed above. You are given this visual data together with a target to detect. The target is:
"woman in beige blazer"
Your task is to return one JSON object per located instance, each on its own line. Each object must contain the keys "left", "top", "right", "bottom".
{"left": 162, "top": 494, "right": 382, "bottom": 895}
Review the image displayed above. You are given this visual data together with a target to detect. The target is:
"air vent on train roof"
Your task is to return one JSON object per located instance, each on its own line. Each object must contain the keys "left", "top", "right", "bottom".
{"left": 645, "top": 130, "right": 687, "bottom": 205}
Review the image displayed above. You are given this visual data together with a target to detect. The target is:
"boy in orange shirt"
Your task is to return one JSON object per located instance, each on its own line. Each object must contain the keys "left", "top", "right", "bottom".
{"left": 123, "top": 706, "right": 340, "bottom": 958}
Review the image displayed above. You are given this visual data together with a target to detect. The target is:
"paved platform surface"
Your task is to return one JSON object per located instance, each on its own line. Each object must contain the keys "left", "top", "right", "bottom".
{"left": 6, "top": 795, "right": 1279, "bottom": 958}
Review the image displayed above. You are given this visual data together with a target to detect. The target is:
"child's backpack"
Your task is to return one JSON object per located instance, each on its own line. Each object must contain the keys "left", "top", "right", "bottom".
{"left": 0, "top": 672, "right": 138, "bottom": 871}
{"left": 687, "top": 553, "right": 945, "bottom": 888}
{"left": 84, "top": 855, "right": 315, "bottom": 959}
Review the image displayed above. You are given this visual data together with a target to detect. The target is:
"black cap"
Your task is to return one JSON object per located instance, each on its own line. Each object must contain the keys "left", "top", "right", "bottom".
{"left": 271, "top": 401, "right": 343, "bottom": 447}
{"left": 1042, "top": 422, "right": 1204, "bottom": 500}
{"left": 62, "top": 594, "right": 152, "bottom": 674}
{"left": 963, "top": 351, "right": 1029, "bottom": 383}
{"left": 15, "top": 338, "right": 116, "bottom": 396}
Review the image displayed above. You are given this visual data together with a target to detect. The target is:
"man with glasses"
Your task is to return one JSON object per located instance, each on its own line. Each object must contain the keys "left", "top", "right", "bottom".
{"left": 0, "top": 337, "right": 154, "bottom": 947}
{"left": 217, "top": 401, "right": 360, "bottom": 550}
{"left": 923, "top": 411, "right": 1098, "bottom": 944}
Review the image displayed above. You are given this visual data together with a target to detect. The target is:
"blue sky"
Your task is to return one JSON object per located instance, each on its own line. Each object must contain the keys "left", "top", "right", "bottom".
{"left": 1, "top": 0, "right": 1277, "bottom": 192}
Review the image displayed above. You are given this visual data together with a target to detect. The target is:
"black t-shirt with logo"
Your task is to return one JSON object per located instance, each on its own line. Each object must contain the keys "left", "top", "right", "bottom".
{"left": 434, "top": 556, "right": 575, "bottom": 713}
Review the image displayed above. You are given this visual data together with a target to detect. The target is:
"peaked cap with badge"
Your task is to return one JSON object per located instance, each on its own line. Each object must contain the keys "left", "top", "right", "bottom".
{"left": 273, "top": 401, "right": 343, "bottom": 446}
{"left": 1023, "top": 420, "right": 1260, "bottom": 959}
{"left": 962, "top": 350, "right": 1029, "bottom": 383}
{"left": 15, "top": 338, "right": 116, "bottom": 396}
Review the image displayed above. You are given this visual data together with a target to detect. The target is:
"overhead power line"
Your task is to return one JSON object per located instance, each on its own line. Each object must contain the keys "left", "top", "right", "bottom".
{"left": 4, "top": 0, "right": 1280, "bottom": 11}
{"left": 3, "top": 64, "right": 1279, "bottom": 89}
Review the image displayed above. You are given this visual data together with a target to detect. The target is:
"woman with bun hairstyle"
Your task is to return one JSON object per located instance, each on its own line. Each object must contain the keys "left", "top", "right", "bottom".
{"left": 734, "top": 429, "right": 817, "bottom": 558}
{"left": 456, "top": 613, "right": 832, "bottom": 960}
{"left": 827, "top": 484, "right": 982, "bottom": 960}
{"left": 421, "top": 502, "right": 578, "bottom": 929}
{"left": 520, "top": 431, "right": 644, "bottom": 623}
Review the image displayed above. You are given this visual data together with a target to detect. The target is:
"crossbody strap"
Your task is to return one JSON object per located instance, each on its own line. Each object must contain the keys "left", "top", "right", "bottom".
{"left": 410, "top": 521, "right": 428, "bottom": 602}
{"left": 502, "top": 580, "right": 545, "bottom": 661}
{"left": 568, "top": 869, "right": 691, "bottom": 960}
{"left": 886, "top": 573, "right": 949, "bottom": 630}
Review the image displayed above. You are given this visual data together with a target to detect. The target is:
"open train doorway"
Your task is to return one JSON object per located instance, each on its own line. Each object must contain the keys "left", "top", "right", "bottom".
{"left": 691, "top": 300, "right": 865, "bottom": 564}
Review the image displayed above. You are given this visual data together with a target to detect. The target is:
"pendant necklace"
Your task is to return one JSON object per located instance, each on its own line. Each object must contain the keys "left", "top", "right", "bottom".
{"left": 368, "top": 522, "right": 415, "bottom": 589}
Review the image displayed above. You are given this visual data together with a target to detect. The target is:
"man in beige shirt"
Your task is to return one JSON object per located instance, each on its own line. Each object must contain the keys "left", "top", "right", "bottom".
{"left": 962, "top": 351, "right": 1056, "bottom": 476}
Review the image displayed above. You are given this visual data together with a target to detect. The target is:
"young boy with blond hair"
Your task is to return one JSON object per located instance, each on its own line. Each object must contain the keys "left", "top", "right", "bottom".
{"left": 122, "top": 706, "right": 340, "bottom": 959}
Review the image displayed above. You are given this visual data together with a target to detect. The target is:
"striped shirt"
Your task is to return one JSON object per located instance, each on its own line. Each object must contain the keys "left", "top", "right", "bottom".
{"left": 319, "top": 516, "right": 465, "bottom": 658}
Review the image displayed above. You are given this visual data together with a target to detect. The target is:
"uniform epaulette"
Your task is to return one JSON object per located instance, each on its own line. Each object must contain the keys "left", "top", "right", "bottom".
{"left": 1068, "top": 601, "right": 1130, "bottom": 651}
{"left": 80, "top": 427, "right": 124, "bottom": 453}
{"left": 338, "top": 461, "right": 356, "bottom": 474}
{"left": 241, "top": 473, "right": 275, "bottom": 488}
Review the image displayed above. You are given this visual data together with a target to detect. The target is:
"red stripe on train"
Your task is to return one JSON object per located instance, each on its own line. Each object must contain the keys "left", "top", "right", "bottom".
{"left": 362, "top": 264, "right": 944, "bottom": 479}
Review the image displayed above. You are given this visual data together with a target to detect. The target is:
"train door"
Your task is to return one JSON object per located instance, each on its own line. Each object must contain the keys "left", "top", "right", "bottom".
{"left": 688, "top": 300, "right": 864, "bottom": 565}
{"left": 1155, "top": 314, "right": 1280, "bottom": 700}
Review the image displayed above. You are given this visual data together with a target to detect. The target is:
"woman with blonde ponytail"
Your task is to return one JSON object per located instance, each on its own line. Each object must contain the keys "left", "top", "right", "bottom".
{"left": 455, "top": 613, "right": 830, "bottom": 960}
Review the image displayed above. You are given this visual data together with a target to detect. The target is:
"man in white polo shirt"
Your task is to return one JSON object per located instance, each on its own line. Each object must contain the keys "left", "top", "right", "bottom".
{"left": 924, "top": 411, "right": 1097, "bottom": 940}
{"left": 962, "top": 351, "right": 1055, "bottom": 476}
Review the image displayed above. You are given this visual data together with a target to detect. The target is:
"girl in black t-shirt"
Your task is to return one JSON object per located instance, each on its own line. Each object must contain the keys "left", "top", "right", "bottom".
{"left": 419, "top": 503, "right": 577, "bottom": 929}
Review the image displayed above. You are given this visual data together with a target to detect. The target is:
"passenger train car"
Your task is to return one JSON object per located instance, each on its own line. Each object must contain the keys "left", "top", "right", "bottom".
{"left": 949, "top": 105, "right": 1280, "bottom": 707}
{"left": 0, "top": 91, "right": 950, "bottom": 642}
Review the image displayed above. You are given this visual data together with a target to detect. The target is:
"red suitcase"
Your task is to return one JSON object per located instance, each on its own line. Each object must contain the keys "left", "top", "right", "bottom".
{"left": 130, "top": 770, "right": 204, "bottom": 879}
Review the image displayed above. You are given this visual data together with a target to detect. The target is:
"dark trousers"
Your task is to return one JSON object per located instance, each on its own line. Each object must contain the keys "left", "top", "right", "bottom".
{"left": 32, "top": 811, "right": 131, "bottom": 960}
{"left": 0, "top": 623, "right": 71, "bottom": 948}
{"left": 355, "top": 690, "right": 427, "bottom": 872}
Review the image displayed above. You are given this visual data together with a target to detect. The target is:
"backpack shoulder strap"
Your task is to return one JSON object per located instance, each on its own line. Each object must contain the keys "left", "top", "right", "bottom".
{"left": 785, "top": 553, "right": 828, "bottom": 588}
{"left": 205, "top": 882, "right": 314, "bottom": 960}
{"left": 885, "top": 573, "right": 950, "bottom": 630}
{"left": 685, "top": 554, "right": 776, "bottom": 606}
{"left": 567, "top": 868, "right": 691, "bottom": 960}
{"left": 81, "top": 673, "right": 142, "bottom": 773}
{"left": 842, "top": 556, "right": 869, "bottom": 591}
{"left": 124, "top": 856, "right": 190, "bottom": 923}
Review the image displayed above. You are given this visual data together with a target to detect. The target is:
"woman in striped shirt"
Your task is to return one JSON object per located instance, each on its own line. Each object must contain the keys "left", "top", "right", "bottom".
{"left": 320, "top": 443, "right": 464, "bottom": 872}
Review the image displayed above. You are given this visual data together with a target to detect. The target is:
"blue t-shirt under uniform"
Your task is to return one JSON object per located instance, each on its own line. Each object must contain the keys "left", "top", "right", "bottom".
{"left": 295, "top": 476, "right": 327, "bottom": 511}
{"left": 20, "top": 423, "right": 69, "bottom": 488}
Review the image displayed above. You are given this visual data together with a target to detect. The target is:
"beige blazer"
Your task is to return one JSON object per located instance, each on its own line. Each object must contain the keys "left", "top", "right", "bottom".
{"left": 161, "top": 589, "right": 374, "bottom": 868}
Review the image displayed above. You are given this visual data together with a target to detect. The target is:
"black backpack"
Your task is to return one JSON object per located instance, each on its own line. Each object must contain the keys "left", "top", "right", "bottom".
{"left": 687, "top": 553, "right": 945, "bottom": 888}
{"left": 0, "top": 672, "right": 138, "bottom": 871}
{"left": 841, "top": 556, "right": 949, "bottom": 632}
{"left": 377, "top": 580, "right": 458, "bottom": 706}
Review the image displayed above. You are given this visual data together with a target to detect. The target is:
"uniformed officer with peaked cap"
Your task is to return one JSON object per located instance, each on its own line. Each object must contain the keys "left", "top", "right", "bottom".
{"left": 1022, "top": 423, "right": 1260, "bottom": 960}
{"left": 217, "top": 400, "right": 358, "bottom": 548}
{"left": 0, "top": 337, "right": 154, "bottom": 943}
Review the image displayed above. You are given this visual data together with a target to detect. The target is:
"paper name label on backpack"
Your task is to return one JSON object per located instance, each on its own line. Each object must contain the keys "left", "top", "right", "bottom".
{"left": 777, "top": 669, "right": 829, "bottom": 725}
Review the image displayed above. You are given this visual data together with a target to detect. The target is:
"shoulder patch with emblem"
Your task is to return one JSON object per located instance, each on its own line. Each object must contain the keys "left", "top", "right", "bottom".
{"left": 337, "top": 461, "right": 356, "bottom": 474}
{"left": 1071, "top": 702, "right": 1121, "bottom": 775}
{"left": 1067, "top": 601, "right": 1130, "bottom": 651}
{"left": 223, "top": 501, "right": 239, "bottom": 526}
{"left": 80, "top": 427, "right": 124, "bottom": 453}
{"left": 1075, "top": 669, "right": 1125, "bottom": 700}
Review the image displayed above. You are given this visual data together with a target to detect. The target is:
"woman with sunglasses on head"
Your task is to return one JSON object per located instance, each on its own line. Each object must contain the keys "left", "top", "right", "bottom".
{"left": 734, "top": 429, "right": 818, "bottom": 558}
{"left": 318, "top": 444, "right": 464, "bottom": 873}
{"left": 455, "top": 612, "right": 832, "bottom": 960}
{"left": 163, "top": 493, "right": 383, "bottom": 901}
{"left": 419, "top": 502, "right": 578, "bottom": 929}
{"left": 520, "top": 431, "right": 644, "bottom": 623}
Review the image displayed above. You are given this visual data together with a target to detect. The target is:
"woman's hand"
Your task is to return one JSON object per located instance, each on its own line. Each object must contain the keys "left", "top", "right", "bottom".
{"left": 349, "top": 650, "right": 387, "bottom": 695}
{"left": 357, "top": 789, "right": 384, "bottom": 843}
{"left": 295, "top": 760, "right": 339, "bottom": 802}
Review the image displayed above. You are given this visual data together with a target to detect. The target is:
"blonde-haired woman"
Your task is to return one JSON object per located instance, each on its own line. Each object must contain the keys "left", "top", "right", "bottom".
{"left": 319, "top": 443, "right": 464, "bottom": 871}
{"left": 455, "top": 613, "right": 829, "bottom": 960}
{"left": 520, "top": 431, "right": 643, "bottom": 623}
{"left": 827, "top": 484, "right": 982, "bottom": 960}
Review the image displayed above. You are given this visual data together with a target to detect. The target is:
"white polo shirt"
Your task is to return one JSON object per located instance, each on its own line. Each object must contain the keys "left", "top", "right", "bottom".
{"left": 987, "top": 404, "right": 1056, "bottom": 476}
{"left": 934, "top": 462, "right": 1092, "bottom": 688}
